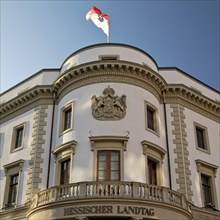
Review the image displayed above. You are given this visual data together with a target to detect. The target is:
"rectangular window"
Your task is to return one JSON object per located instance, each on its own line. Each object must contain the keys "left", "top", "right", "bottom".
{"left": 201, "top": 174, "right": 212, "bottom": 206}
{"left": 3, "top": 159, "right": 24, "bottom": 208}
{"left": 15, "top": 127, "right": 24, "bottom": 149}
{"left": 148, "top": 159, "right": 157, "bottom": 185}
{"left": 145, "top": 102, "right": 158, "bottom": 134}
{"left": 8, "top": 174, "right": 19, "bottom": 205}
{"left": 97, "top": 150, "right": 120, "bottom": 181}
{"left": 194, "top": 123, "right": 209, "bottom": 152}
{"left": 11, "top": 124, "right": 25, "bottom": 152}
{"left": 60, "top": 159, "right": 70, "bottom": 185}
{"left": 64, "top": 108, "right": 72, "bottom": 131}
{"left": 147, "top": 107, "right": 155, "bottom": 131}
{"left": 196, "top": 127, "right": 206, "bottom": 149}
{"left": 60, "top": 102, "right": 74, "bottom": 134}
{"left": 100, "top": 55, "right": 119, "bottom": 61}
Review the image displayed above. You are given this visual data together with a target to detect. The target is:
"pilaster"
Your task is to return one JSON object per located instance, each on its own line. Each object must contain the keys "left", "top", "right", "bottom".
{"left": 170, "top": 103, "right": 193, "bottom": 202}
{"left": 26, "top": 105, "right": 48, "bottom": 200}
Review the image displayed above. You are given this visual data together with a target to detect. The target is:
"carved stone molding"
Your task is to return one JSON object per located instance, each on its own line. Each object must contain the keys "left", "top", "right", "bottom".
{"left": 0, "top": 205, "right": 28, "bottom": 220}
{"left": 0, "top": 86, "right": 54, "bottom": 124}
{"left": 89, "top": 136, "right": 129, "bottom": 151}
{"left": 3, "top": 159, "right": 25, "bottom": 174}
{"left": 52, "top": 140, "right": 77, "bottom": 158}
{"left": 53, "top": 60, "right": 166, "bottom": 102}
{"left": 163, "top": 85, "right": 220, "bottom": 123}
{"left": 91, "top": 86, "right": 126, "bottom": 120}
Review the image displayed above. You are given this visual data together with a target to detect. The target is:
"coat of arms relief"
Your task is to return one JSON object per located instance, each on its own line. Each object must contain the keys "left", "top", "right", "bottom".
{"left": 91, "top": 86, "right": 126, "bottom": 120}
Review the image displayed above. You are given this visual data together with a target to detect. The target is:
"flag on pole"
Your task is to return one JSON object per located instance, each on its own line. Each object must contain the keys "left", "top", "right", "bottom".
{"left": 86, "top": 6, "right": 109, "bottom": 40}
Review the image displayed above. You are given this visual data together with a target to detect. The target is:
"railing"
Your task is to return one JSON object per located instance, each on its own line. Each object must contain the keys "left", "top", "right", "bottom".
{"left": 29, "top": 181, "right": 190, "bottom": 212}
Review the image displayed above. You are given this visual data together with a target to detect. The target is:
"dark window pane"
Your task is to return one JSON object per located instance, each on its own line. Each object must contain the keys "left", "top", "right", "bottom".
{"left": 111, "top": 171, "right": 119, "bottom": 180}
{"left": 147, "top": 107, "right": 155, "bottom": 131}
{"left": 15, "top": 127, "right": 23, "bottom": 148}
{"left": 8, "top": 174, "right": 19, "bottom": 204}
{"left": 101, "top": 56, "right": 118, "bottom": 60}
{"left": 60, "top": 159, "right": 70, "bottom": 185}
{"left": 196, "top": 127, "right": 206, "bottom": 149}
{"left": 111, "top": 152, "right": 119, "bottom": 161}
{"left": 64, "top": 108, "right": 72, "bottom": 130}
{"left": 98, "top": 161, "right": 106, "bottom": 170}
{"left": 201, "top": 174, "right": 212, "bottom": 205}
{"left": 148, "top": 159, "right": 157, "bottom": 185}
{"left": 111, "top": 161, "right": 119, "bottom": 170}
{"left": 98, "top": 171, "right": 106, "bottom": 180}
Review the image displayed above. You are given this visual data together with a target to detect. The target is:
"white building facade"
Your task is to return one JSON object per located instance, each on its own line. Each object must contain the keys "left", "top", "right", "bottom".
{"left": 0, "top": 43, "right": 219, "bottom": 220}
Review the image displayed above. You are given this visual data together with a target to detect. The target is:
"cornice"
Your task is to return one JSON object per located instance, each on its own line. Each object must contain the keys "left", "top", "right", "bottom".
{"left": 163, "top": 85, "right": 220, "bottom": 122}
{"left": 54, "top": 60, "right": 167, "bottom": 103}
{"left": 1, "top": 63, "right": 219, "bottom": 124}
{"left": 0, "top": 85, "right": 54, "bottom": 124}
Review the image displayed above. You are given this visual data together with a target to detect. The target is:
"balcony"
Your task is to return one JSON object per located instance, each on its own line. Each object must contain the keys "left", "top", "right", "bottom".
{"left": 28, "top": 181, "right": 192, "bottom": 220}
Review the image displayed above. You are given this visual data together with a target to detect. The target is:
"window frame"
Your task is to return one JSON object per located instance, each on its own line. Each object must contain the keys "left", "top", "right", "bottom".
{"left": 53, "top": 140, "right": 77, "bottom": 185}
{"left": 147, "top": 158, "right": 158, "bottom": 185}
{"left": 201, "top": 174, "right": 213, "bottom": 206}
{"left": 3, "top": 159, "right": 24, "bottom": 208}
{"left": 196, "top": 159, "right": 218, "bottom": 208}
{"left": 99, "top": 55, "right": 119, "bottom": 61}
{"left": 60, "top": 102, "right": 74, "bottom": 135}
{"left": 194, "top": 122, "right": 210, "bottom": 153}
{"left": 145, "top": 101, "right": 159, "bottom": 136}
{"left": 8, "top": 174, "right": 19, "bottom": 205}
{"left": 97, "top": 150, "right": 120, "bottom": 181}
{"left": 90, "top": 136, "right": 129, "bottom": 182}
{"left": 10, "top": 123, "right": 26, "bottom": 153}
{"left": 60, "top": 158, "right": 71, "bottom": 185}
{"left": 142, "top": 140, "right": 166, "bottom": 185}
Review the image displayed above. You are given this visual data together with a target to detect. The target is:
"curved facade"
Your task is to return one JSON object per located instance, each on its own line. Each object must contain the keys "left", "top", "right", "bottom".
{"left": 0, "top": 43, "right": 219, "bottom": 220}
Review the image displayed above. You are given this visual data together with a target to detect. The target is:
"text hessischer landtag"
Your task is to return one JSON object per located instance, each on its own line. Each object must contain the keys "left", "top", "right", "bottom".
{"left": 64, "top": 205, "right": 154, "bottom": 216}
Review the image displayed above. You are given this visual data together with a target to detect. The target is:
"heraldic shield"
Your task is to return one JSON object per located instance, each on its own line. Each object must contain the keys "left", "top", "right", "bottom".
{"left": 91, "top": 86, "right": 126, "bottom": 120}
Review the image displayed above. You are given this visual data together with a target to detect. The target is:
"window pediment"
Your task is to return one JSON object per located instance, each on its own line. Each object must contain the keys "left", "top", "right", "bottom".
{"left": 3, "top": 159, "right": 25, "bottom": 175}
{"left": 195, "top": 159, "right": 218, "bottom": 176}
{"left": 53, "top": 140, "right": 77, "bottom": 160}
{"left": 89, "top": 136, "right": 129, "bottom": 151}
{"left": 141, "top": 140, "right": 166, "bottom": 161}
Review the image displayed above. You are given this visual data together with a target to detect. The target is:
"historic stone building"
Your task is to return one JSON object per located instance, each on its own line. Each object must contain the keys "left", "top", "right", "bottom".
{"left": 0, "top": 43, "right": 219, "bottom": 220}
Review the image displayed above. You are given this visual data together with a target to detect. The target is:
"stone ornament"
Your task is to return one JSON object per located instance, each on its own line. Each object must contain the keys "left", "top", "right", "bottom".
{"left": 91, "top": 86, "right": 126, "bottom": 120}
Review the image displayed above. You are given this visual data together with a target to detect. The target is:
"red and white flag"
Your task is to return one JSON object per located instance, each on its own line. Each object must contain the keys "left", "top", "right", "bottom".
{"left": 86, "top": 6, "right": 109, "bottom": 38}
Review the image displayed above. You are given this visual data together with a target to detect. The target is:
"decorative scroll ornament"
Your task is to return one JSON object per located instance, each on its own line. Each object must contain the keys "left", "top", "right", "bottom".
{"left": 91, "top": 86, "right": 126, "bottom": 120}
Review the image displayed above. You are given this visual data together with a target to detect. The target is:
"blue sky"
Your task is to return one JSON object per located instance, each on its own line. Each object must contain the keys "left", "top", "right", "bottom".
{"left": 1, "top": 0, "right": 219, "bottom": 93}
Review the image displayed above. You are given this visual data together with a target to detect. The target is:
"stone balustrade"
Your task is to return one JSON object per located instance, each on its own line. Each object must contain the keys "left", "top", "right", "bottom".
{"left": 29, "top": 181, "right": 190, "bottom": 212}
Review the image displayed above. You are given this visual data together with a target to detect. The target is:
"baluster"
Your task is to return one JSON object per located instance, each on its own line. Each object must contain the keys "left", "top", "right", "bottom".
{"left": 128, "top": 183, "right": 132, "bottom": 197}
{"left": 70, "top": 184, "right": 73, "bottom": 198}
{"left": 120, "top": 183, "right": 125, "bottom": 196}
{"left": 89, "top": 183, "right": 93, "bottom": 197}
{"left": 116, "top": 183, "right": 120, "bottom": 196}
{"left": 73, "top": 184, "right": 76, "bottom": 197}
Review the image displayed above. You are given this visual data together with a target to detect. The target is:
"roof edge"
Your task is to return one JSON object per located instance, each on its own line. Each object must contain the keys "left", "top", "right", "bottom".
{"left": 60, "top": 43, "right": 159, "bottom": 70}
{"left": 0, "top": 68, "right": 60, "bottom": 96}
{"left": 159, "top": 67, "right": 220, "bottom": 94}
